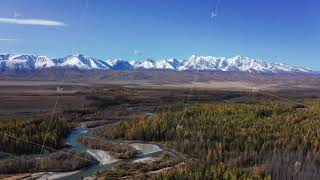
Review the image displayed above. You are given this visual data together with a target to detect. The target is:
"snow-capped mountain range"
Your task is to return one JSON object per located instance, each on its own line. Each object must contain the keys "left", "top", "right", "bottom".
{"left": 0, "top": 53, "right": 312, "bottom": 74}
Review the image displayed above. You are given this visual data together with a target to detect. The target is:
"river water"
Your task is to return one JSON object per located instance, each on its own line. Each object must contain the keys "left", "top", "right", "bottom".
{"left": 58, "top": 123, "right": 163, "bottom": 180}
{"left": 59, "top": 124, "right": 101, "bottom": 180}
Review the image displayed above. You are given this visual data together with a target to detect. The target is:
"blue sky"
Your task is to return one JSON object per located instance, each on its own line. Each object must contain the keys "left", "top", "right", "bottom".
{"left": 0, "top": 0, "right": 319, "bottom": 69}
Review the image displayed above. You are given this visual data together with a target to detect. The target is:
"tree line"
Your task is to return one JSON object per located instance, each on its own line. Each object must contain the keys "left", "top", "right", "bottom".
{"left": 97, "top": 99, "right": 320, "bottom": 179}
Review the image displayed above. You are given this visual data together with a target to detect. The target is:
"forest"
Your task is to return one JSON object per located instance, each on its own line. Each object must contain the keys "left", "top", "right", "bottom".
{"left": 0, "top": 116, "right": 70, "bottom": 154}
{"left": 0, "top": 116, "right": 94, "bottom": 175}
{"left": 2, "top": 83, "right": 320, "bottom": 179}
{"left": 97, "top": 99, "right": 320, "bottom": 179}
{"left": 0, "top": 149, "right": 92, "bottom": 174}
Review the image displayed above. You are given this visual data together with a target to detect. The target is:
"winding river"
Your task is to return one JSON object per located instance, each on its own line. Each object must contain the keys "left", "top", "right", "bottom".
{"left": 56, "top": 123, "right": 163, "bottom": 180}
{"left": 59, "top": 124, "right": 100, "bottom": 180}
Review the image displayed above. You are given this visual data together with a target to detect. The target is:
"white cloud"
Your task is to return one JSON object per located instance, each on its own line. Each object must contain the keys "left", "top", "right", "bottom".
{"left": 133, "top": 50, "right": 143, "bottom": 55}
{"left": 13, "top": 12, "right": 21, "bottom": 18}
{"left": 0, "top": 18, "right": 66, "bottom": 27}
{"left": 0, "top": 38, "right": 17, "bottom": 41}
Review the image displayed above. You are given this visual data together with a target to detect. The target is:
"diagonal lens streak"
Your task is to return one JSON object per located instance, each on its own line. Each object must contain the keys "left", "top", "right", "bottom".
{"left": 33, "top": 0, "right": 89, "bottom": 174}
{"left": 0, "top": 131, "right": 94, "bottom": 163}
{"left": 210, "top": 0, "right": 223, "bottom": 30}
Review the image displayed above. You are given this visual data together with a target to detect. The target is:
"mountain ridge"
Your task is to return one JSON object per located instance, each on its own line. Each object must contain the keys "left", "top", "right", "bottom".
{"left": 0, "top": 53, "right": 314, "bottom": 74}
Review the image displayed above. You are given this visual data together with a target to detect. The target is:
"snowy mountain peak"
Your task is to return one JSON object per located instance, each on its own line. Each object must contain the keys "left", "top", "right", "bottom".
{"left": 106, "top": 59, "right": 133, "bottom": 70}
{"left": 0, "top": 53, "right": 313, "bottom": 74}
{"left": 134, "top": 59, "right": 156, "bottom": 69}
{"left": 60, "top": 54, "right": 111, "bottom": 69}
{"left": 72, "top": 53, "right": 84, "bottom": 57}
{"left": 180, "top": 55, "right": 311, "bottom": 73}
{"left": 190, "top": 54, "right": 197, "bottom": 60}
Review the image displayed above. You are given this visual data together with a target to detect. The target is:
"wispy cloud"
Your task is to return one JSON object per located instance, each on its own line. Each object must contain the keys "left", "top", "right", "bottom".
{"left": 0, "top": 18, "right": 66, "bottom": 27}
{"left": 0, "top": 38, "right": 17, "bottom": 41}
{"left": 133, "top": 50, "right": 143, "bottom": 56}
{"left": 13, "top": 12, "right": 21, "bottom": 18}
